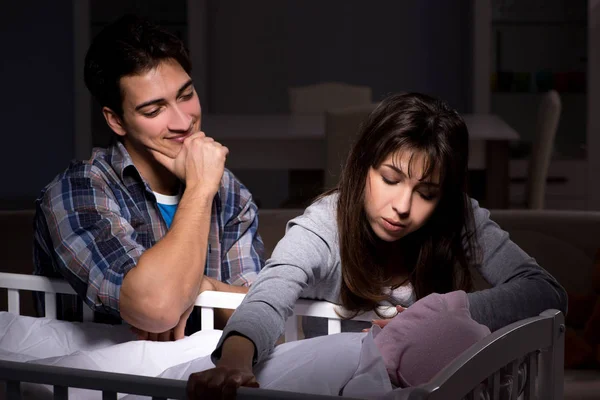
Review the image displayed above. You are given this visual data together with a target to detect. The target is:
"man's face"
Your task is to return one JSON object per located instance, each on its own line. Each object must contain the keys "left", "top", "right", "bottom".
{"left": 115, "top": 59, "right": 201, "bottom": 165}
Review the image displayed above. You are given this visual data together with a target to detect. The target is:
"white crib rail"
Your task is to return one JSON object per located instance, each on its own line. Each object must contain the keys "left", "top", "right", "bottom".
{"left": 0, "top": 272, "right": 377, "bottom": 338}
{"left": 0, "top": 272, "right": 377, "bottom": 399}
{"left": 0, "top": 272, "right": 96, "bottom": 320}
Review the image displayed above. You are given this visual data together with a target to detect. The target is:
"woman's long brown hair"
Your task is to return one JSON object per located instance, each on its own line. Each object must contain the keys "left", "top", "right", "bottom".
{"left": 336, "top": 93, "right": 480, "bottom": 317}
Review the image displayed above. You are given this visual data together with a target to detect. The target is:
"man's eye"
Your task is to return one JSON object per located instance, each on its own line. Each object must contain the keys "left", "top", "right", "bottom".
{"left": 143, "top": 109, "right": 160, "bottom": 117}
{"left": 180, "top": 92, "right": 194, "bottom": 100}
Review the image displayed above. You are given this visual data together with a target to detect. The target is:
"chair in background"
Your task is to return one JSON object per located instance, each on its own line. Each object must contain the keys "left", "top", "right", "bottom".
{"left": 283, "top": 82, "right": 373, "bottom": 207}
{"left": 525, "top": 90, "right": 562, "bottom": 209}
{"left": 288, "top": 82, "right": 373, "bottom": 114}
{"left": 324, "top": 103, "right": 379, "bottom": 189}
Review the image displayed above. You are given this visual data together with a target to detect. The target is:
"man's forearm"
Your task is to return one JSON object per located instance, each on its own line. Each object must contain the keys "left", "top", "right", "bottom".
{"left": 120, "top": 189, "right": 214, "bottom": 332}
{"left": 211, "top": 279, "right": 250, "bottom": 294}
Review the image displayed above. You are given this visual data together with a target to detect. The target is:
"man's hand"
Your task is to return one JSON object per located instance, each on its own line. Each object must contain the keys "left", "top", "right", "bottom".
{"left": 130, "top": 326, "right": 173, "bottom": 341}
{"left": 199, "top": 275, "right": 217, "bottom": 293}
{"left": 150, "top": 131, "right": 229, "bottom": 196}
{"left": 130, "top": 303, "right": 195, "bottom": 341}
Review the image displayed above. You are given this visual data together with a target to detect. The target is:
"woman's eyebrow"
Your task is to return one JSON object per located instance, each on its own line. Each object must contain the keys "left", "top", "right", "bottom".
{"left": 382, "top": 164, "right": 440, "bottom": 187}
{"left": 382, "top": 163, "right": 404, "bottom": 174}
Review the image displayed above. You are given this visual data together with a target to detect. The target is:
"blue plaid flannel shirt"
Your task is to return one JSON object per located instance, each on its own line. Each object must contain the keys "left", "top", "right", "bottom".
{"left": 33, "top": 141, "right": 264, "bottom": 326}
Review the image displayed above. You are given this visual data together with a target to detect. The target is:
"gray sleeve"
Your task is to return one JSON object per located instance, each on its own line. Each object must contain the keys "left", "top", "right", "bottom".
{"left": 211, "top": 213, "right": 337, "bottom": 365}
{"left": 466, "top": 200, "right": 568, "bottom": 331}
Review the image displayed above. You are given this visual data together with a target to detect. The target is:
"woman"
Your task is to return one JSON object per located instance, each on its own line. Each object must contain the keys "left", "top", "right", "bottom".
{"left": 186, "top": 93, "right": 567, "bottom": 399}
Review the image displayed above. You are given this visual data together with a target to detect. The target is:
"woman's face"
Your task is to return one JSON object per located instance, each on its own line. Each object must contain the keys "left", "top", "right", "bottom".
{"left": 364, "top": 149, "right": 441, "bottom": 242}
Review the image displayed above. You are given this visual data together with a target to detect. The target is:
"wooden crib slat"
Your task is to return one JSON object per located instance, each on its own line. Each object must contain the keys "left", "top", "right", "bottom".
{"left": 201, "top": 308, "right": 214, "bottom": 330}
{"left": 102, "top": 391, "right": 117, "bottom": 400}
{"left": 510, "top": 359, "right": 519, "bottom": 400}
{"left": 53, "top": 385, "right": 68, "bottom": 400}
{"left": 470, "top": 383, "right": 483, "bottom": 399}
{"left": 7, "top": 380, "right": 22, "bottom": 400}
{"left": 464, "top": 388, "right": 475, "bottom": 400}
{"left": 327, "top": 319, "right": 341, "bottom": 334}
{"left": 7, "top": 289, "right": 20, "bottom": 314}
{"left": 44, "top": 292, "right": 57, "bottom": 319}
{"left": 524, "top": 351, "right": 538, "bottom": 400}
{"left": 487, "top": 370, "right": 500, "bottom": 400}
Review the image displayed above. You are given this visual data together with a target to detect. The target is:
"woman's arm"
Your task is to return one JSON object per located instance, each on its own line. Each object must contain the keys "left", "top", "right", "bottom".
{"left": 212, "top": 195, "right": 340, "bottom": 365}
{"left": 212, "top": 221, "right": 335, "bottom": 364}
{"left": 466, "top": 199, "right": 568, "bottom": 331}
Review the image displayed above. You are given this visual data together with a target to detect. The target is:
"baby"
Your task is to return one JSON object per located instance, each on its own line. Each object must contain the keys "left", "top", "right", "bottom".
{"left": 373, "top": 290, "right": 491, "bottom": 388}
{"left": 159, "top": 290, "right": 491, "bottom": 399}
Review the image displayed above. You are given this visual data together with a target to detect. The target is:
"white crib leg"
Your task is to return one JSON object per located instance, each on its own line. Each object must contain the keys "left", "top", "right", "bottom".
{"left": 7, "top": 289, "right": 20, "bottom": 315}
{"left": 327, "top": 319, "right": 341, "bottom": 335}
{"left": 201, "top": 308, "right": 214, "bottom": 330}
{"left": 44, "top": 292, "right": 57, "bottom": 319}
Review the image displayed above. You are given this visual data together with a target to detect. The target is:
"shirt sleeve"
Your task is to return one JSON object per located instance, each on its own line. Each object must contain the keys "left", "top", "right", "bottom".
{"left": 212, "top": 195, "right": 338, "bottom": 365}
{"left": 466, "top": 198, "right": 568, "bottom": 331}
{"left": 218, "top": 170, "right": 265, "bottom": 286}
{"left": 35, "top": 168, "right": 146, "bottom": 318}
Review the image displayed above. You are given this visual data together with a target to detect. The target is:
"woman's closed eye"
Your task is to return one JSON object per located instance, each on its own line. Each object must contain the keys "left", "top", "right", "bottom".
{"left": 382, "top": 175, "right": 400, "bottom": 185}
{"left": 418, "top": 191, "right": 438, "bottom": 201}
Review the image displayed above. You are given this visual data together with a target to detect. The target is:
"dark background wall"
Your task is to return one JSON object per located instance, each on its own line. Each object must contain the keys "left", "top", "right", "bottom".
{"left": 0, "top": 1, "right": 75, "bottom": 208}
{"left": 0, "top": 0, "right": 473, "bottom": 208}
{"left": 206, "top": 0, "right": 472, "bottom": 114}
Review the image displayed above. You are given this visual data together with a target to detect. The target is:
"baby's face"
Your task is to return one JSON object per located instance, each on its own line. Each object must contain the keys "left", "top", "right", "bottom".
{"left": 373, "top": 291, "right": 491, "bottom": 387}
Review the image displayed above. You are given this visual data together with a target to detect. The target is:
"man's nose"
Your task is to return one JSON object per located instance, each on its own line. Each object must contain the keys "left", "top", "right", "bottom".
{"left": 168, "top": 105, "right": 193, "bottom": 133}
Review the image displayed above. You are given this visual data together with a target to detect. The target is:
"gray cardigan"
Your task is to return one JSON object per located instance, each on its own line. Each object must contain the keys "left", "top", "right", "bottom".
{"left": 213, "top": 194, "right": 568, "bottom": 364}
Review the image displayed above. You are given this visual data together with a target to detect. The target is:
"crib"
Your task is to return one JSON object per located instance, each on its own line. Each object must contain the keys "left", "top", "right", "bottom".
{"left": 0, "top": 272, "right": 564, "bottom": 400}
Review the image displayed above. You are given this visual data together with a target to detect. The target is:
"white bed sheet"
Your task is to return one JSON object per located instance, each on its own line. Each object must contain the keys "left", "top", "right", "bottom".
{"left": 0, "top": 312, "right": 392, "bottom": 399}
{"left": 0, "top": 312, "right": 223, "bottom": 399}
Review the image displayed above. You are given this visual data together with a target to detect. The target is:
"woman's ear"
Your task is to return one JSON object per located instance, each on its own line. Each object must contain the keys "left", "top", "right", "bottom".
{"left": 102, "top": 107, "right": 127, "bottom": 137}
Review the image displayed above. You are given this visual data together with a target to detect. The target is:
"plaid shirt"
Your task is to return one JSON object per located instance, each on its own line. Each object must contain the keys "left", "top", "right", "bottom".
{"left": 33, "top": 141, "right": 264, "bottom": 324}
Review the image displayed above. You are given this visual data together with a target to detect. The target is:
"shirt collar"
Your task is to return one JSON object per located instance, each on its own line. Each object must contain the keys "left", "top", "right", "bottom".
{"left": 106, "top": 140, "right": 153, "bottom": 192}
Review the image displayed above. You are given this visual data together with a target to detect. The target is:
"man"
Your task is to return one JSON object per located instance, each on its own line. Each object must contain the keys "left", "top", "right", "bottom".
{"left": 33, "top": 15, "right": 264, "bottom": 340}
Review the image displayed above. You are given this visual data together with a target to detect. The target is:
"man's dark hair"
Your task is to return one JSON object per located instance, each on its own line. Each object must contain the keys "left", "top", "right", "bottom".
{"left": 84, "top": 14, "right": 191, "bottom": 117}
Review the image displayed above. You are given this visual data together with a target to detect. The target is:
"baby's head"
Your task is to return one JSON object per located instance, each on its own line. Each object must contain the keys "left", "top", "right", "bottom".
{"left": 373, "top": 290, "right": 490, "bottom": 388}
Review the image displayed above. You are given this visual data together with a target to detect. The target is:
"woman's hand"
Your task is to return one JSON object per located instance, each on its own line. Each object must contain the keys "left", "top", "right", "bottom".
{"left": 363, "top": 305, "right": 406, "bottom": 332}
{"left": 186, "top": 335, "right": 257, "bottom": 399}
{"left": 186, "top": 364, "right": 259, "bottom": 400}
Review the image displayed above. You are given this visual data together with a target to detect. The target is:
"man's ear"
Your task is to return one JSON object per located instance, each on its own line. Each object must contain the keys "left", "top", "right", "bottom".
{"left": 102, "top": 107, "right": 127, "bottom": 137}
